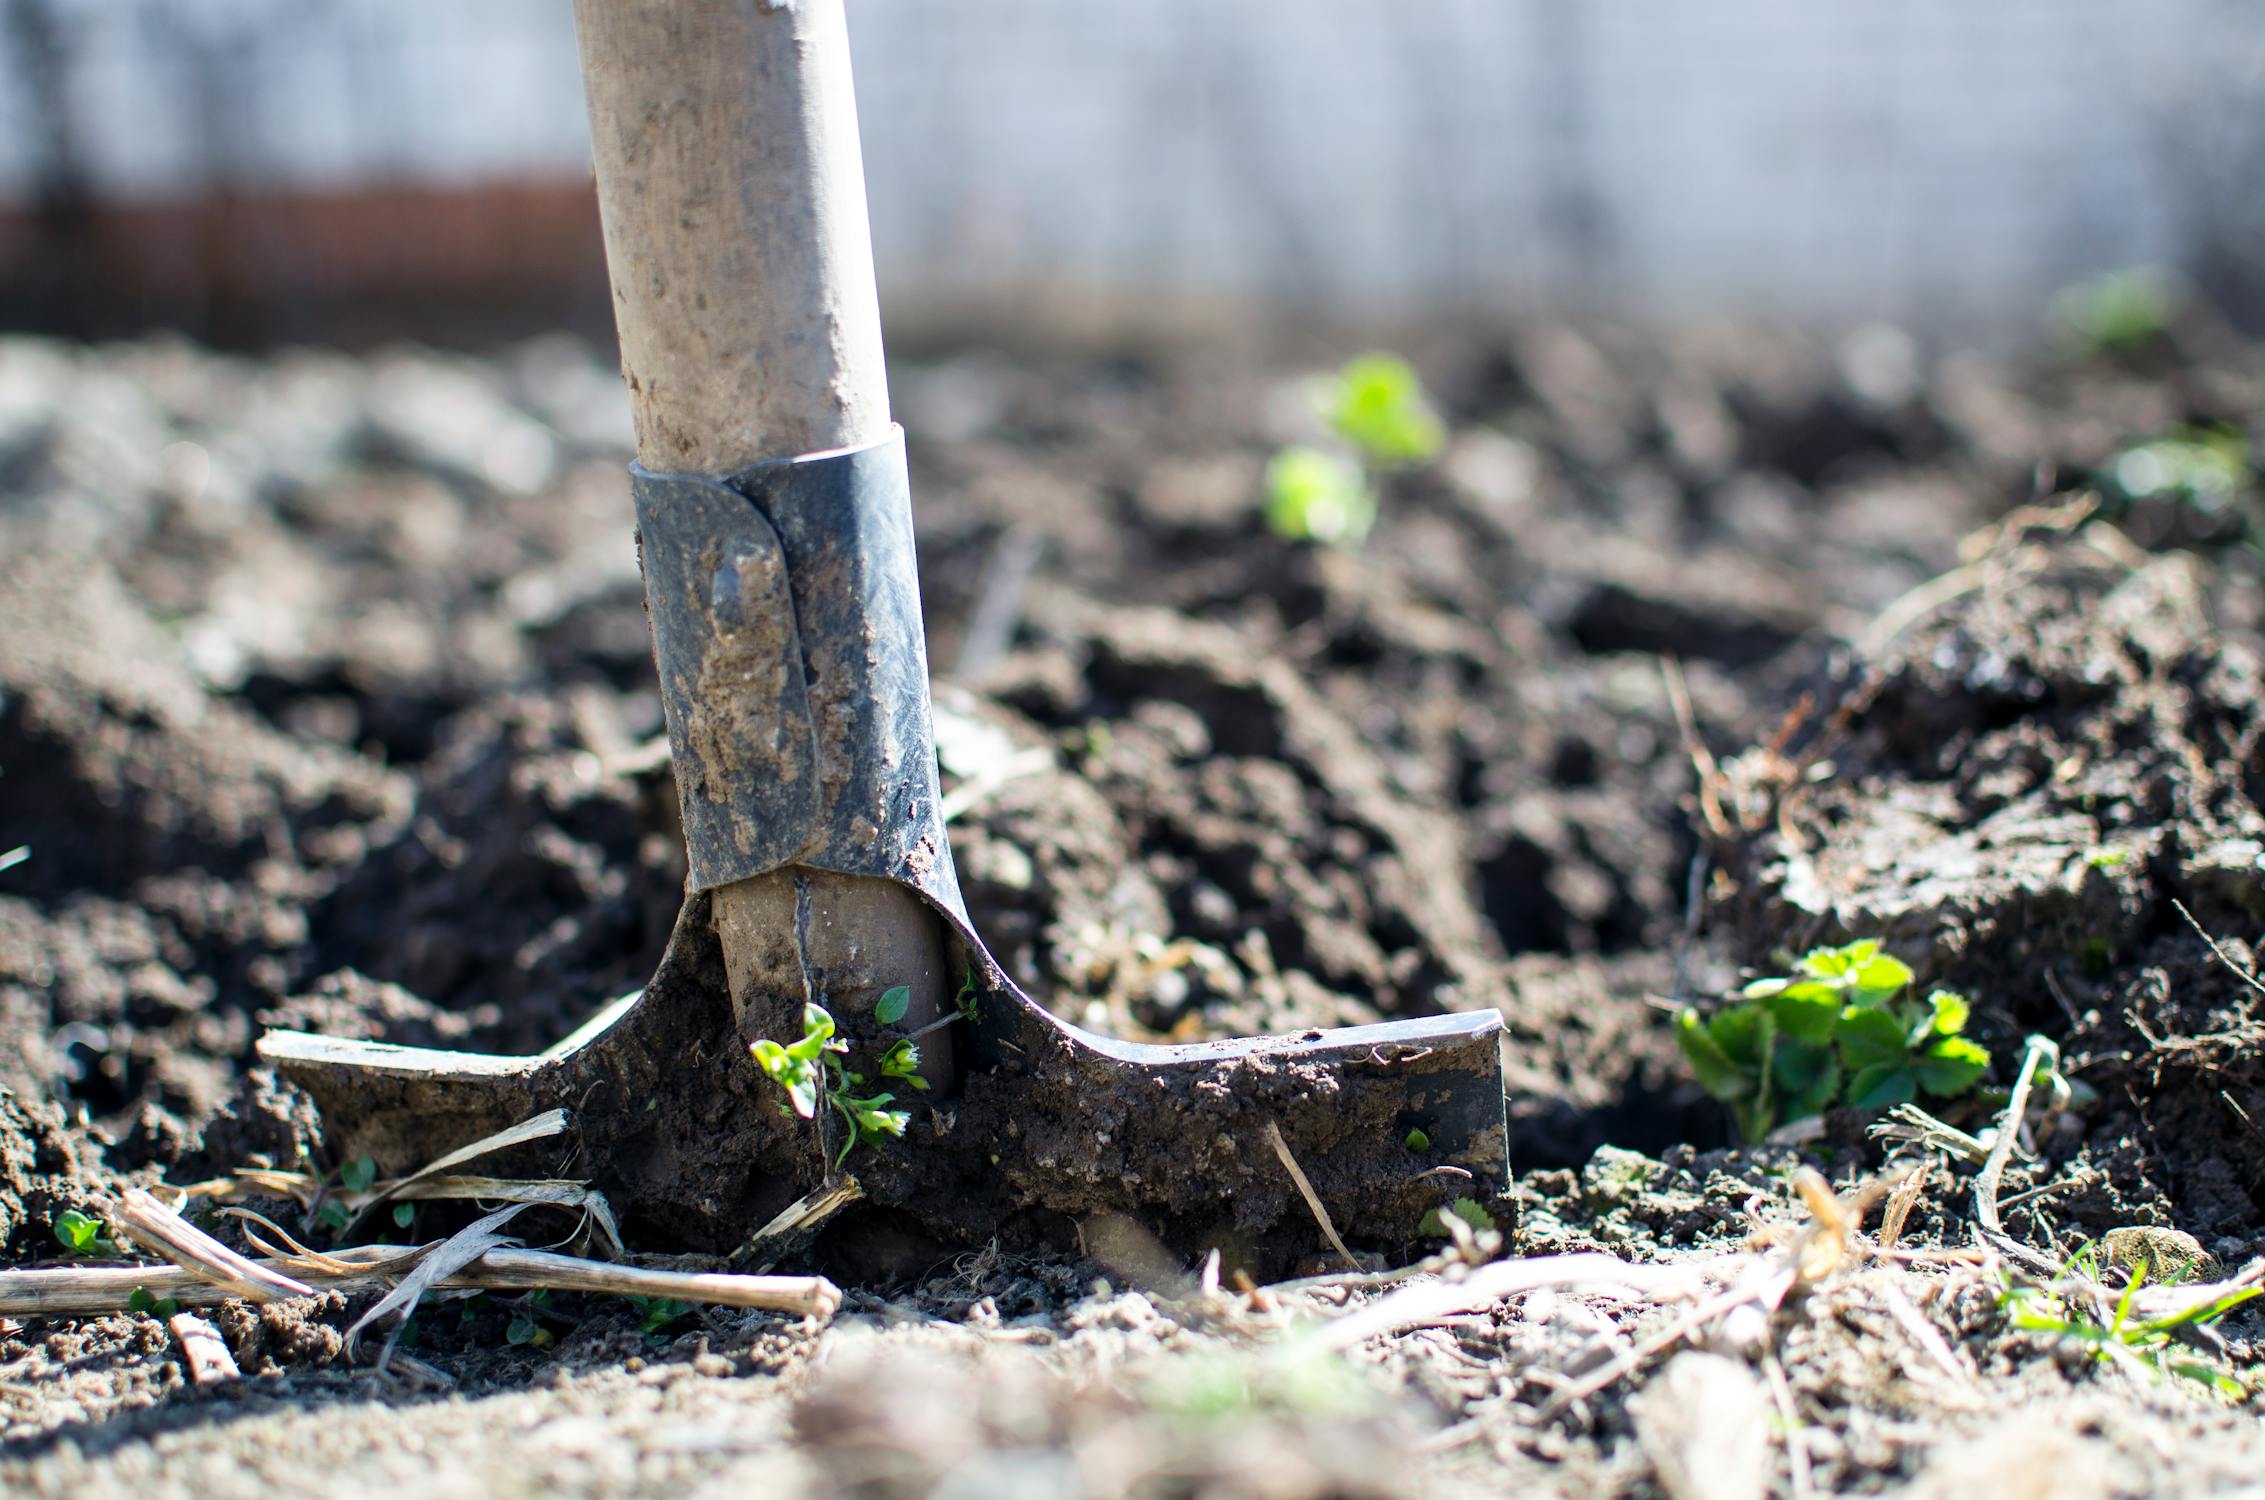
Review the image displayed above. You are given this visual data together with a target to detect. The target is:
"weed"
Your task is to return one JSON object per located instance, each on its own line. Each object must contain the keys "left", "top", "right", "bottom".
{"left": 2002, "top": 1245, "right": 2260, "bottom": 1398}
{"left": 1265, "top": 354, "right": 1445, "bottom": 546}
{"left": 751, "top": 1002, "right": 913, "bottom": 1168}
{"left": 1325, "top": 354, "right": 1446, "bottom": 465}
{"left": 505, "top": 1289, "right": 557, "bottom": 1348}
{"left": 1420, "top": 1198, "right": 1496, "bottom": 1237}
{"left": 52, "top": 1208, "right": 117, "bottom": 1257}
{"left": 873, "top": 985, "right": 911, "bottom": 1026}
{"left": 316, "top": 1155, "right": 380, "bottom": 1232}
{"left": 126, "top": 1286, "right": 180, "bottom": 1318}
{"left": 1266, "top": 447, "right": 1374, "bottom": 546}
{"left": 2053, "top": 266, "right": 2179, "bottom": 352}
{"left": 628, "top": 1295, "right": 694, "bottom": 1335}
{"left": 1402, "top": 1127, "right": 1431, "bottom": 1152}
{"left": 1676, "top": 939, "right": 1991, "bottom": 1142}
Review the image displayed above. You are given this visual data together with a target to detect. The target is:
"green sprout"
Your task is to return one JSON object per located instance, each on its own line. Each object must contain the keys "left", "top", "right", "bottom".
{"left": 751, "top": 1002, "right": 913, "bottom": 1168}
{"left": 505, "top": 1289, "right": 557, "bottom": 1348}
{"left": 1265, "top": 354, "right": 1445, "bottom": 546}
{"left": 2001, "top": 1246, "right": 2260, "bottom": 1398}
{"left": 127, "top": 1286, "right": 180, "bottom": 1318}
{"left": 1676, "top": 939, "right": 1992, "bottom": 1142}
{"left": 629, "top": 1295, "right": 695, "bottom": 1335}
{"left": 52, "top": 1209, "right": 117, "bottom": 1257}
{"left": 2052, "top": 266, "right": 2179, "bottom": 352}
{"left": 1419, "top": 1198, "right": 1497, "bottom": 1238}
{"left": 1266, "top": 447, "right": 1375, "bottom": 546}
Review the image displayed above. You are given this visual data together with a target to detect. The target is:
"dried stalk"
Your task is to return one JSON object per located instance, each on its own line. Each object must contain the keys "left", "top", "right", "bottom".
{"left": 0, "top": 1241, "right": 842, "bottom": 1321}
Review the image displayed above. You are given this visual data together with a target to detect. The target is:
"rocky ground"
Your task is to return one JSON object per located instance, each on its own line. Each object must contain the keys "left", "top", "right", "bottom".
{"left": 2, "top": 306, "right": 2265, "bottom": 1496}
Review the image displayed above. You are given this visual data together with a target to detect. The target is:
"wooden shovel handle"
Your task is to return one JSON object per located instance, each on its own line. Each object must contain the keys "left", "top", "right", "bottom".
{"left": 572, "top": 0, "right": 950, "bottom": 1096}
{"left": 572, "top": 0, "right": 890, "bottom": 471}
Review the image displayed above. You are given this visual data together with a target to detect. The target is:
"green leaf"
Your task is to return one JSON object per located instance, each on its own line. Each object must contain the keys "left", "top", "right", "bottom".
{"left": 1265, "top": 446, "right": 1376, "bottom": 546}
{"left": 127, "top": 1286, "right": 180, "bottom": 1317}
{"left": 392, "top": 1203, "right": 417, "bottom": 1230}
{"left": 1675, "top": 1010, "right": 1755, "bottom": 1100}
{"left": 1421, "top": 1198, "right": 1497, "bottom": 1236}
{"left": 1403, "top": 1127, "right": 1432, "bottom": 1152}
{"left": 1766, "top": 981, "right": 1842, "bottom": 1042}
{"left": 1781, "top": 1063, "right": 1843, "bottom": 1123}
{"left": 1799, "top": 940, "right": 1878, "bottom": 981}
{"left": 1324, "top": 354, "right": 1446, "bottom": 465}
{"left": 53, "top": 1209, "right": 102, "bottom": 1254}
{"left": 339, "top": 1157, "right": 378, "bottom": 1195}
{"left": 317, "top": 1199, "right": 351, "bottom": 1232}
{"left": 1850, "top": 951, "right": 1915, "bottom": 1003}
{"left": 1708, "top": 1004, "right": 1771, "bottom": 1069}
{"left": 1846, "top": 1062, "right": 1917, "bottom": 1111}
{"left": 505, "top": 1312, "right": 549, "bottom": 1347}
{"left": 1913, "top": 1037, "right": 1991, "bottom": 1097}
{"left": 1773, "top": 1039, "right": 1841, "bottom": 1122}
{"left": 1924, "top": 990, "right": 1971, "bottom": 1038}
{"left": 1836, "top": 1006, "right": 1911, "bottom": 1069}
{"left": 874, "top": 986, "right": 912, "bottom": 1026}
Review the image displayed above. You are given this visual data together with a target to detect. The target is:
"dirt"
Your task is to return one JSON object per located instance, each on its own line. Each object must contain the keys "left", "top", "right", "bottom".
{"left": 3, "top": 311, "right": 2265, "bottom": 1494}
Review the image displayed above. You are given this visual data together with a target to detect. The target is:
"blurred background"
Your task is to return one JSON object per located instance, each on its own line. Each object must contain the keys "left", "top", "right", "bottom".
{"left": 2, "top": 0, "right": 2261, "bottom": 349}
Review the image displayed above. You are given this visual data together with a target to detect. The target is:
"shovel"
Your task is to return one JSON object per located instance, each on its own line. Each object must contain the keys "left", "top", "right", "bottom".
{"left": 258, "top": 0, "right": 1508, "bottom": 1272}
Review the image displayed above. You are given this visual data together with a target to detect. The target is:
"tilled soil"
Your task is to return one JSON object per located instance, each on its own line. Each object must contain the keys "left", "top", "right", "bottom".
{"left": 3, "top": 314, "right": 2265, "bottom": 1495}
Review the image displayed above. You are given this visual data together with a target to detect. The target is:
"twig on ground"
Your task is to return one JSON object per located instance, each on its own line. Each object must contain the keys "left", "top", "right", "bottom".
{"left": 1760, "top": 1349, "right": 1812, "bottom": 1500}
{"left": 1263, "top": 1121, "right": 1362, "bottom": 1274}
{"left": 0, "top": 1240, "right": 842, "bottom": 1322}
{"left": 2172, "top": 898, "right": 2265, "bottom": 1002}
{"left": 115, "top": 1189, "right": 314, "bottom": 1303}
{"left": 347, "top": 1204, "right": 531, "bottom": 1369}
{"left": 1661, "top": 658, "right": 1732, "bottom": 840}
{"left": 346, "top": 1109, "right": 574, "bottom": 1238}
{"left": 1302, "top": 1252, "right": 1727, "bottom": 1357}
{"left": 734, "top": 1176, "right": 864, "bottom": 1269}
{"left": 1876, "top": 1159, "right": 1929, "bottom": 1254}
{"left": 1973, "top": 1035, "right": 2061, "bottom": 1273}
{"left": 167, "top": 1313, "right": 240, "bottom": 1388}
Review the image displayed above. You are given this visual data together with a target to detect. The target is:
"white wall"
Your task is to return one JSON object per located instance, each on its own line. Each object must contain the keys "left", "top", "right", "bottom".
{"left": 2, "top": 0, "right": 2258, "bottom": 337}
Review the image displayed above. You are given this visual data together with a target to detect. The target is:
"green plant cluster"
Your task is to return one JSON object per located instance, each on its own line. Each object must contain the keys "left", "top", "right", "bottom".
{"left": 2002, "top": 1243, "right": 2259, "bottom": 1398}
{"left": 1676, "top": 939, "right": 1991, "bottom": 1142}
{"left": 750, "top": 1001, "right": 917, "bottom": 1168}
{"left": 1266, "top": 354, "right": 1445, "bottom": 546}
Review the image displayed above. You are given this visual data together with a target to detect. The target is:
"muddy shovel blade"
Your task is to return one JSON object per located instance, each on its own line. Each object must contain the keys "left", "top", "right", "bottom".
{"left": 260, "top": 891, "right": 1509, "bottom": 1264}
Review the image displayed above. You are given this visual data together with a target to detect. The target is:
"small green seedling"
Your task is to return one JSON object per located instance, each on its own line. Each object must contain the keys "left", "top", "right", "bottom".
{"left": 629, "top": 1295, "right": 695, "bottom": 1335}
{"left": 126, "top": 1286, "right": 181, "bottom": 1318}
{"left": 751, "top": 1002, "right": 913, "bottom": 1168}
{"left": 1266, "top": 447, "right": 1375, "bottom": 546}
{"left": 1420, "top": 1198, "right": 1496, "bottom": 1238}
{"left": 1325, "top": 354, "right": 1446, "bottom": 465}
{"left": 1403, "top": 1127, "right": 1432, "bottom": 1152}
{"left": 1265, "top": 354, "right": 1446, "bottom": 546}
{"left": 2002, "top": 1246, "right": 2260, "bottom": 1397}
{"left": 2052, "top": 266, "right": 2178, "bottom": 352}
{"left": 505, "top": 1289, "right": 557, "bottom": 1348}
{"left": 52, "top": 1209, "right": 117, "bottom": 1257}
{"left": 1676, "top": 939, "right": 1992, "bottom": 1142}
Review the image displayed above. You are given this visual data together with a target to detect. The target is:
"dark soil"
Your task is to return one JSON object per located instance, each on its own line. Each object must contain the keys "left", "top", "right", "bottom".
{"left": 4, "top": 311, "right": 2265, "bottom": 1494}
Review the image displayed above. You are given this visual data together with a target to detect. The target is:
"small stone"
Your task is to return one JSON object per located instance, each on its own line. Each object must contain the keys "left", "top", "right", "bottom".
{"left": 2102, "top": 1225, "right": 2220, "bottom": 1282}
